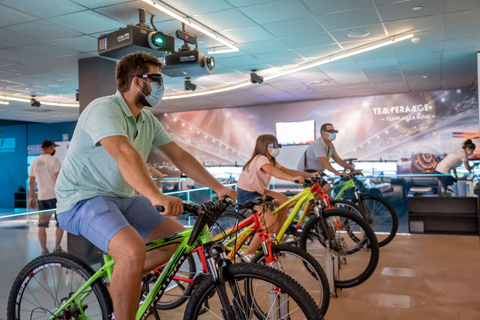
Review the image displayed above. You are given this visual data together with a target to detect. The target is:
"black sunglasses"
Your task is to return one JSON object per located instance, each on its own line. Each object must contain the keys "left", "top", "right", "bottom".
{"left": 267, "top": 143, "right": 282, "bottom": 148}
{"left": 325, "top": 129, "right": 338, "bottom": 133}
{"left": 133, "top": 74, "right": 163, "bottom": 85}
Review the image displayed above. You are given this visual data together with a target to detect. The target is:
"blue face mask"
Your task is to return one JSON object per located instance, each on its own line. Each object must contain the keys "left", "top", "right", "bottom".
{"left": 139, "top": 79, "right": 165, "bottom": 108}
{"left": 328, "top": 132, "right": 336, "bottom": 142}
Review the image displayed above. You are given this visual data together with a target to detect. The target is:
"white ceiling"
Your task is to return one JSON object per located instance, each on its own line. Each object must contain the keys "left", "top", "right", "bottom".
{"left": 0, "top": 0, "right": 479, "bottom": 122}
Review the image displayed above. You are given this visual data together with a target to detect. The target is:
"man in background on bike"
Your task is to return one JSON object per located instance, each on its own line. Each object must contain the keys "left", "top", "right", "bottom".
{"left": 55, "top": 52, "right": 236, "bottom": 320}
{"left": 298, "top": 123, "right": 362, "bottom": 191}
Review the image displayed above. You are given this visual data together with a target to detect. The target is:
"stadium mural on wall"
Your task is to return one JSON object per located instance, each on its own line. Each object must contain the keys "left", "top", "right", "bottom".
{"left": 148, "top": 87, "right": 478, "bottom": 176}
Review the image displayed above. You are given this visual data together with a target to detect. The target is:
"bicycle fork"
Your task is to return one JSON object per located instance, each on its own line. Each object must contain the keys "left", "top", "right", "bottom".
{"left": 204, "top": 244, "right": 238, "bottom": 320}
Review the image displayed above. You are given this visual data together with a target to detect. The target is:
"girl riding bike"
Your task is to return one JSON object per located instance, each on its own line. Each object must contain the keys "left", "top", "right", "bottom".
{"left": 236, "top": 134, "right": 317, "bottom": 260}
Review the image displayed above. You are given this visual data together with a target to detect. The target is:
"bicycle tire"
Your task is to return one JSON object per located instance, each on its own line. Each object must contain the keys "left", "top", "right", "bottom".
{"left": 299, "top": 209, "right": 380, "bottom": 288}
{"left": 8, "top": 252, "right": 113, "bottom": 320}
{"left": 330, "top": 199, "right": 370, "bottom": 246}
{"left": 306, "top": 207, "right": 369, "bottom": 255}
{"left": 250, "top": 244, "right": 330, "bottom": 316}
{"left": 355, "top": 193, "right": 398, "bottom": 247}
{"left": 151, "top": 254, "right": 196, "bottom": 310}
{"left": 330, "top": 199, "right": 366, "bottom": 219}
{"left": 183, "top": 262, "right": 322, "bottom": 320}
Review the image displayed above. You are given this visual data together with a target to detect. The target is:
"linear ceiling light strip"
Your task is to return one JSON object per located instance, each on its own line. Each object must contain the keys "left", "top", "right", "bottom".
{"left": 0, "top": 95, "right": 30, "bottom": 103}
{"left": 164, "top": 82, "right": 251, "bottom": 99}
{"left": 40, "top": 101, "right": 79, "bottom": 107}
{"left": 167, "top": 34, "right": 414, "bottom": 99}
{"left": 264, "top": 34, "right": 414, "bottom": 81}
{"left": 141, "top": 0, "right": 239, "bottom": 54}
{"left": 0, "top": 95, "right": 78, "bottom": 107}
{"left": 0, "top": 101, "right": 9, "bottom": 105}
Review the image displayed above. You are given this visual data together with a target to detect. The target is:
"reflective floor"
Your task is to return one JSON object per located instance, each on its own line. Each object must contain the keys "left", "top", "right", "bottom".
{"left": 1, "top": 216, "right": 480, "bottom": 320}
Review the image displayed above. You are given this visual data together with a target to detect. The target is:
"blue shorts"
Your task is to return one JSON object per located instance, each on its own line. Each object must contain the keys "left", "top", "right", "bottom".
{"left": 237, "top": 188, "right": 261, "bottom": 205}
{"left": 57, "top": 195, "right": 166, "bottom": 253}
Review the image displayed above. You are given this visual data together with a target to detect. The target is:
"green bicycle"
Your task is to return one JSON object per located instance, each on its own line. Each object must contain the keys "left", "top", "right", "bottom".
{"left": 7, "top": 198, "right": 322, "bottom": 320}
{"left": 331, "top": 174, "right": 398, "bottom": 247}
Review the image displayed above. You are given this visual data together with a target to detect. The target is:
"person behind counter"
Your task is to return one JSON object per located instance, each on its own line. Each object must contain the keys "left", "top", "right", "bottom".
{"left": 435, "top": 139, "right": 478, "bottom": 194}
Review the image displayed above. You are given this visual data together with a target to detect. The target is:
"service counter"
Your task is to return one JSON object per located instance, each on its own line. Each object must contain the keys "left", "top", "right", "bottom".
{"left": 408, "top": 196, "right": 480, "bottom": 236}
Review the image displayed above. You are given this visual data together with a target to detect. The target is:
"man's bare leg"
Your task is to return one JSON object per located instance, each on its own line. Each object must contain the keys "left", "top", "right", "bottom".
{"left": 55, "top": 228, "right": 64, "bottom": 250}
{"left": 108, "top": 226, "right": 146, "bottom": 320}
{"left": 38, "top": 227, "right": 47, "bottom": 252}
{"left": 143, "top": 217, "right": 185, "bottom": 273}
{"left": 38, "top": 212, "right": 52, "bottom": 252}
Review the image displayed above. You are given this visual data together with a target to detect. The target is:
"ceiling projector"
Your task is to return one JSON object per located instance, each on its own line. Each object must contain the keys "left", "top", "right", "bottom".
{"left": 98, "top": 25, "right": 175, "bottom": 59}
{"left": 161, "top": 49, "right": 215, "bottom": 77}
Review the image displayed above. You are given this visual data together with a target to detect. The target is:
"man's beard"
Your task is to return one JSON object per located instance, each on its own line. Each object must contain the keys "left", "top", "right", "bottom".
{"left": 135, "top": 82, "right": 153, "bottom": 107}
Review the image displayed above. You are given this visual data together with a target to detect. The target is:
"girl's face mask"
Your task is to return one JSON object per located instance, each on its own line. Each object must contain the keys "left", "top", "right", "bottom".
{"left": 267, "top": 143, "right": 282, "bottom": 158}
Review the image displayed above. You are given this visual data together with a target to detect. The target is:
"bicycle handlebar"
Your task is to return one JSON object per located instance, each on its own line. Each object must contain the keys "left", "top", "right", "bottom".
{"left": 155, "top": 197, "right": 236, "bottom": 218}
{"left": 302, "top": 176, "right": 325, "bottom": 187}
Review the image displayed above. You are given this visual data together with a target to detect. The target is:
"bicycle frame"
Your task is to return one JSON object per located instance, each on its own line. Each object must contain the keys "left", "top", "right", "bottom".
{"left": 215, "top": 183, "right": 325, "bottom": 249}
{"left": 331, "top": 178, "right": 357, "bottom": 200}
{"left": 49, "top": 225, "right": 214, "bottom": 320}
{"left": 272, "top": 186, "right": 316, "bottom": 242}
{"left": 210, "top": 208, "right": 277, "bottom": 262}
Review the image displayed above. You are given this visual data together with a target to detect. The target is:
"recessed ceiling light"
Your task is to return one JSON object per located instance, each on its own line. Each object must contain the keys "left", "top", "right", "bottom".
{"left": 347, "top": 30, "right": 370, "bottom": 38}
{"left": 422, "top": 75, "right": 429, "bottom": 79}
{"left": 306, "top": 80, "right": 333, "bottom": 86}
{"left": 412, "top": 6, "right": 423, "bottom": 10}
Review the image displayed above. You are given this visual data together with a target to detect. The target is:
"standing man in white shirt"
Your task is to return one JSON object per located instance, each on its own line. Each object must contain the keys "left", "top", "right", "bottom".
{"left": 29, "top": 140, "right": 64, "bottom": 255}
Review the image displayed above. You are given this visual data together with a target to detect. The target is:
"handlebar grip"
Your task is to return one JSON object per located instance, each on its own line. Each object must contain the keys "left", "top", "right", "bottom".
{"left": 155, "top": 205, "right": 165, "bottom": 213}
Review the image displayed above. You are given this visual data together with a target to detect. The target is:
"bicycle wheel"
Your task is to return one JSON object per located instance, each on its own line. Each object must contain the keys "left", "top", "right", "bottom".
{"left": 355, "top": 193, "right": 398, "bottom": 247}
{"left": 330, "top": 199, "right": 370, "bottom": 246}
{"left": 8, "top": 252, "right": 113, "bottom": 320}
{"left": 299, "top": 209, "right": 379, "bottom": 288}
{"left": 250, "top": 244, "right": 330, "bottom": 316}
{"left": 183, "top": 263, "right": 322, "bottom": 320}
{"left": 330, "top": 199, "right": 365, "bottom": 219}
{"left": 146, "top": 254, "right": 196, "bottom": 310}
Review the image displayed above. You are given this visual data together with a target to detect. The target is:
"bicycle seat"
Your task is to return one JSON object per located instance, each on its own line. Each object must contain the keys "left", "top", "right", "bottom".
{"left": 238, "top": 195, "right": 275, "bottom": 210}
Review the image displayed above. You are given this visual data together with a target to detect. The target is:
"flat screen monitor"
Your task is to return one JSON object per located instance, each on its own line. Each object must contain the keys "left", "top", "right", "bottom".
{"left": 205, "top": 166, "right": 243, "bottom": 181}
{"left": 276, "top": 120, "right": 315, "bottom": 146}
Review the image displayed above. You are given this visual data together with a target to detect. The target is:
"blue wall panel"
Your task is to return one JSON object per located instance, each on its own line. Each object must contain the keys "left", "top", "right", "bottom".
{"left": 0, "top": 125, "right": 27, "bottom": 208}
{"left": 0, "top": 121, "right": 77, "bottom": 208}
{"left": 27, "top": 121, "right": 77, "bottom": 145}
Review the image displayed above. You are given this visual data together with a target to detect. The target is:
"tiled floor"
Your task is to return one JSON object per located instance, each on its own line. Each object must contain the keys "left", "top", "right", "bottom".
{"left": 1, "top": 217, "right": 480, "bottom": 320}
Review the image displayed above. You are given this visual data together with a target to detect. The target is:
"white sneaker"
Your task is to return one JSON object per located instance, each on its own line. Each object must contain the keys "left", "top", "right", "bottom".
{"left": 240, "top": 253, "right": 256, "bottom": 263}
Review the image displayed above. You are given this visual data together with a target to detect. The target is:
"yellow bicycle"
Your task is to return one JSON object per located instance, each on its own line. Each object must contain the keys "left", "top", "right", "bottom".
{"left": 217, "top": 177, "right": 380, "bottom": 289}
